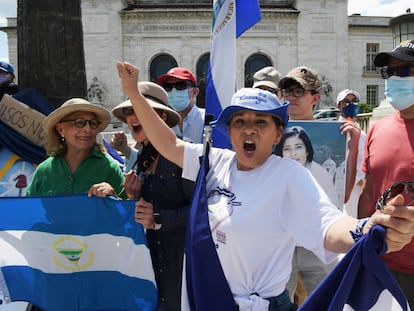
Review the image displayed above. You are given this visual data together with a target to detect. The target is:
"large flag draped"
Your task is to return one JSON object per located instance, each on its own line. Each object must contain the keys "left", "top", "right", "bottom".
{"left": 206, "top": 0, "right": 261, "bottom": 148}
{"left": 0, "top": 194, "right": 157, "bottom": 310}
{"left": 299, "top": 225, "right": 410, "bottom": 311}
{"left": 184, "top": 143, "right": 238, "bottom": 311}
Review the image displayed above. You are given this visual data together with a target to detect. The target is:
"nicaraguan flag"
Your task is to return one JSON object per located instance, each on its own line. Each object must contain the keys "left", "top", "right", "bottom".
{"left": 299, "top": 225, "right": 410, "bottom": 311}
{"left": 0, "top": 194, "right": 157, "bottom": 311}
{"left": 184, "top": 143, "right": 238, "bottom": 311}
{"left": 206, "top": 0, "right": 261, "bottom": 148}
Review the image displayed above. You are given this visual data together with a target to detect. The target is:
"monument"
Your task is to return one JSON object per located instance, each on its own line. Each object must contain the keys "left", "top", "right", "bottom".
{"left": 17, "top": 0, "right": 87, "bottom": 107}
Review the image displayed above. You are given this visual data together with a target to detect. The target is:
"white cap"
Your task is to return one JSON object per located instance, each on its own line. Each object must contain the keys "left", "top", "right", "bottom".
{"left": 252, "top": 66, "right": 280, "bottom": 89}
{"left": 336, "top": 89, "right": 361, "bottom": 106}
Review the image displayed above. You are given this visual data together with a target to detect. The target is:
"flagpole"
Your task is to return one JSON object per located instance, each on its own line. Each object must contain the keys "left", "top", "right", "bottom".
{"left": 202, "top": 114, "right": 214, "bottom": 158}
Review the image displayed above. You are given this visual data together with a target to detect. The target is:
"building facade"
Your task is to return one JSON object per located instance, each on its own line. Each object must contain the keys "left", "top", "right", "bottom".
{"left": 1, "top": 0, "right": 395, "bottom": 127}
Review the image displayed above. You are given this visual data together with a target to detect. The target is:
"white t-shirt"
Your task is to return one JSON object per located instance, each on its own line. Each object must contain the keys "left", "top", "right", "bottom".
{"left": 307, "top": 161, "right": 341, "bottom": 208}
{"left": 182, "top": 143, "right": 344, "bottom": 305}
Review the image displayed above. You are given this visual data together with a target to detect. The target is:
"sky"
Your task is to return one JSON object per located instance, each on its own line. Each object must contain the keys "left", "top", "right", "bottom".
{"left": 0, "top": 0, "right": 413, "bottom": 62}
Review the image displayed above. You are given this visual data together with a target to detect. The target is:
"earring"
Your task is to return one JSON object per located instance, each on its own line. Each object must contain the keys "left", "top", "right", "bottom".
{"left": 60, "top": 135, "right": 65, "bottom": 142}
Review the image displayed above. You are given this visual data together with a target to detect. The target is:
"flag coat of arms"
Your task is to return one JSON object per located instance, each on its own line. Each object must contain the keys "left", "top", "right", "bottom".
{"left": 0, "top": 194, "right": 157, "bottom": 311}
{"left": 299, "top": 225, "right": 410, "bottom": 311}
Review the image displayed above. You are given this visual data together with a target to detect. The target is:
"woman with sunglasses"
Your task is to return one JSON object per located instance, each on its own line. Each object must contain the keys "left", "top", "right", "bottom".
{"left": 101, "top": 82, "right": 195, "bottom": 311}
{"left": 117, "top": 61, "right": 414, "bottom": 311}
{"left": 26, "top": 98, "right": 125, "bottom": 198}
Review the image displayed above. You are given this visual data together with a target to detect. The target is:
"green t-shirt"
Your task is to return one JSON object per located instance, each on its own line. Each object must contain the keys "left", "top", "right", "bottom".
{"left": 27, "top": 147, "right": 125, "bottom": 198}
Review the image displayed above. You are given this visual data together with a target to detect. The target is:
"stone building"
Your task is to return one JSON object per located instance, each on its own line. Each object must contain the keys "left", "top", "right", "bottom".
{"left": 1, "top": 0, "right": 395, "bottom": 127}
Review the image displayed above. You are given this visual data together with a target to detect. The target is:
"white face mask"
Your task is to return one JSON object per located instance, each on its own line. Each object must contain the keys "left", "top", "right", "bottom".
{"left": 168, "top": 89, "right": 190, "bottom": 112}
{"left": 385, "top": 76, "right": 414, "bottom": 111}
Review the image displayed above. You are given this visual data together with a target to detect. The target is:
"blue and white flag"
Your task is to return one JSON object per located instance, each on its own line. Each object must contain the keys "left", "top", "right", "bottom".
{"left": 0, "top": 194, "right": 157, "bottom": 311}
{"left": 184, "top": 143, "right": 238, "bottom": 311}
{"left": 206, "top": 0, "right": 261, "bottom": 148}
{"left": 299, "top": 225, "right": 410, "bottom": 311}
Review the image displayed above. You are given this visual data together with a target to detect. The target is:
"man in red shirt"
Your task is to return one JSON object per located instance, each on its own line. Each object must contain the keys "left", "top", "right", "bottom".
{"left": 358, "top": 40, "right": 414, "bottom": 308}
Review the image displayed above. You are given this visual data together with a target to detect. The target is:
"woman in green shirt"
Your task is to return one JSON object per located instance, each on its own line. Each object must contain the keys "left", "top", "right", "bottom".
{"left": 26, "top": 98, "right": 125, "bottom": 197}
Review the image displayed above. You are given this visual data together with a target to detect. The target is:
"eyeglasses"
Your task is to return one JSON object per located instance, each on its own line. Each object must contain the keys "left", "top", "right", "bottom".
{"left": 376, "top": 181, "right": 414, "bottom": 211}
{"left": 280, "top": 88, "right": 317, "bottom": 98}
{"left": 60, "top": 118, "right": 101, "bottom": 129}
{"left": 380, "top": 64, "right": 414, "bottom": 79}
{"left": 341, "top": 99, "right": 359, "bottom": 106}
{"left": 122, "top": 107, "right": 135, "bottom": 116}
{"left": 163, "top": 81, "right": 193, "bottom": 92}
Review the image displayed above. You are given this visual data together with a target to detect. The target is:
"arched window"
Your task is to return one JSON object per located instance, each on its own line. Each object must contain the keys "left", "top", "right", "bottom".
{"left": 149, "top": 54, "right": 178, "bottom": 82}
{"left": 196, "top": 53, "right": 210, "bottom": 108}
{"left": 244, "top": 54, "right": 273, "bottom": 87}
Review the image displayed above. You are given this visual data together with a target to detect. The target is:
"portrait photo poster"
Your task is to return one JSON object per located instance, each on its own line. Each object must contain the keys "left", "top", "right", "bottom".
{"left": 276, "top": 120, "right": 347, "bottom": 210}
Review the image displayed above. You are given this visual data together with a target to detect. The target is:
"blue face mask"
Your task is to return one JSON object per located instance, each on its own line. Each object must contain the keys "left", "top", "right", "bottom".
{"left": 385, "top": 76, "right": 414, "bottom": 111}
{"left": 168, "top": 89, "right": 190, "bottom": 112}
{"left": 342, "top": 103, "right": 359, "bottom": 118}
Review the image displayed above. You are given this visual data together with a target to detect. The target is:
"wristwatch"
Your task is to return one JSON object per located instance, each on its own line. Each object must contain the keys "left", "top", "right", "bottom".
{"left": 153, "top": 212, "right": 162, "bottom": 230}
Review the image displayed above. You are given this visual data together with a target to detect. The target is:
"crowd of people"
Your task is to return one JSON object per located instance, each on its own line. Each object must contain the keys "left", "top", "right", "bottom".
{"left": 1, "top": 38, "right": 414, "bottom": 310}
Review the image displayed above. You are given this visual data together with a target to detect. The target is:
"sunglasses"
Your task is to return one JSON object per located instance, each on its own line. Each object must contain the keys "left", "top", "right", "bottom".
{"left": 280, "top": 88, "right": 317, "bottom": 98}
{"left": 122, "top": 107, "right": 135, "bottom": 116}
{"left": 163, "top": 81, "right": 193, "bottom": 92}
{"left": 341, "top": 99, "right": 359, "bottom": 106}
{"left": 60, "top": 118, "right": 101, "bottom": 129}
{"left": 376, "top": 181, "right": 414, "bottom": 211}
{"left": 380, "top": 64, "right": 414, "bottom": 79}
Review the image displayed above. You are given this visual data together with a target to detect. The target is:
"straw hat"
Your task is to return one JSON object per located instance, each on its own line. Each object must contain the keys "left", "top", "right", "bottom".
{"left": 44, "top": 98, "right": 111, "bottom": 138}
{"left": 112, "top": 81, "right": 180, "bottom": 128}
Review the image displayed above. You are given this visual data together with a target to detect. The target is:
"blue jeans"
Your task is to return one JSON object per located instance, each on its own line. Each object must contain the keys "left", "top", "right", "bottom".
{"left": 267, "top": 289, "right": 298, "bottom": 311}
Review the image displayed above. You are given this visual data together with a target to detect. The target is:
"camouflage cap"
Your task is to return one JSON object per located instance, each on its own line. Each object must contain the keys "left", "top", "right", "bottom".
{"left": 279, "top": 66, "right": 321, "bottom": 92}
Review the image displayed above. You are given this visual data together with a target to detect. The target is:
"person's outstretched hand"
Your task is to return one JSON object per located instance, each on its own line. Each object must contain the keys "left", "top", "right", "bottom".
{"left": 365, "top": 194, "right": 414, "bottom": 253}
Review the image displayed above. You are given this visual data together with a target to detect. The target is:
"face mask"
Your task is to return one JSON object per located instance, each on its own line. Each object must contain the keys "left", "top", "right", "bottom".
{"left": 168, "top": 89, "right": 190, "bottom": 112}
{"left": 385, "top": 76, "right": 414, "bottom": 111}
{"left": 342, "top": 104, "right": 359, "bottom": 118}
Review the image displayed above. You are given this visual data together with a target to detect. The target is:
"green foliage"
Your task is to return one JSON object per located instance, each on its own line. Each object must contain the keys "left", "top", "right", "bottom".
{"left": 358, "top": 102, "right": 375, "bottom": 114}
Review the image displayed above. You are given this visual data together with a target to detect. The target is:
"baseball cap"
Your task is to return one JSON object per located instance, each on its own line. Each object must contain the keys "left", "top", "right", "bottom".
{"left": 252, "top": 66, "right": 281, "bottom": 89}
{"left": 156, "top": 67, "right": 197, "bottom": 86}
{"left": 279, "top": 66, "right": 321, "bottom": 92}
{"left": 336, "top": 89, "right": 361, "bottom": 106}
{"left": 0, "top": 61, "right": 14, "bottom": 75}
{"left": 212, "top": 88, "right": 289, "bottom": 136}
{"left": 374, "top": 40, "right": 414, "bottom": 67}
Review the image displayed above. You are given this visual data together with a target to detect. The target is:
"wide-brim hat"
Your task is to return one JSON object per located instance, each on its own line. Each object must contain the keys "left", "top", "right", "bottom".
{"left": 374, "top": 40, "right": 414, "bottom": 67}
{"left": 112, "top": 81, "right": 180, "bottom": 128}
{"left": 44, "top": 98, "right": 111, "bottom": 138}
{"left": 211, "top": 88, "right": 289, "bottom": 136}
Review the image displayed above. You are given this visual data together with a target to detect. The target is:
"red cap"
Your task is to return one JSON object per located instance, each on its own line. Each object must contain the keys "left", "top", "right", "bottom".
{"left": 156, "top": 67, "right": 197, "bottom": 86}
